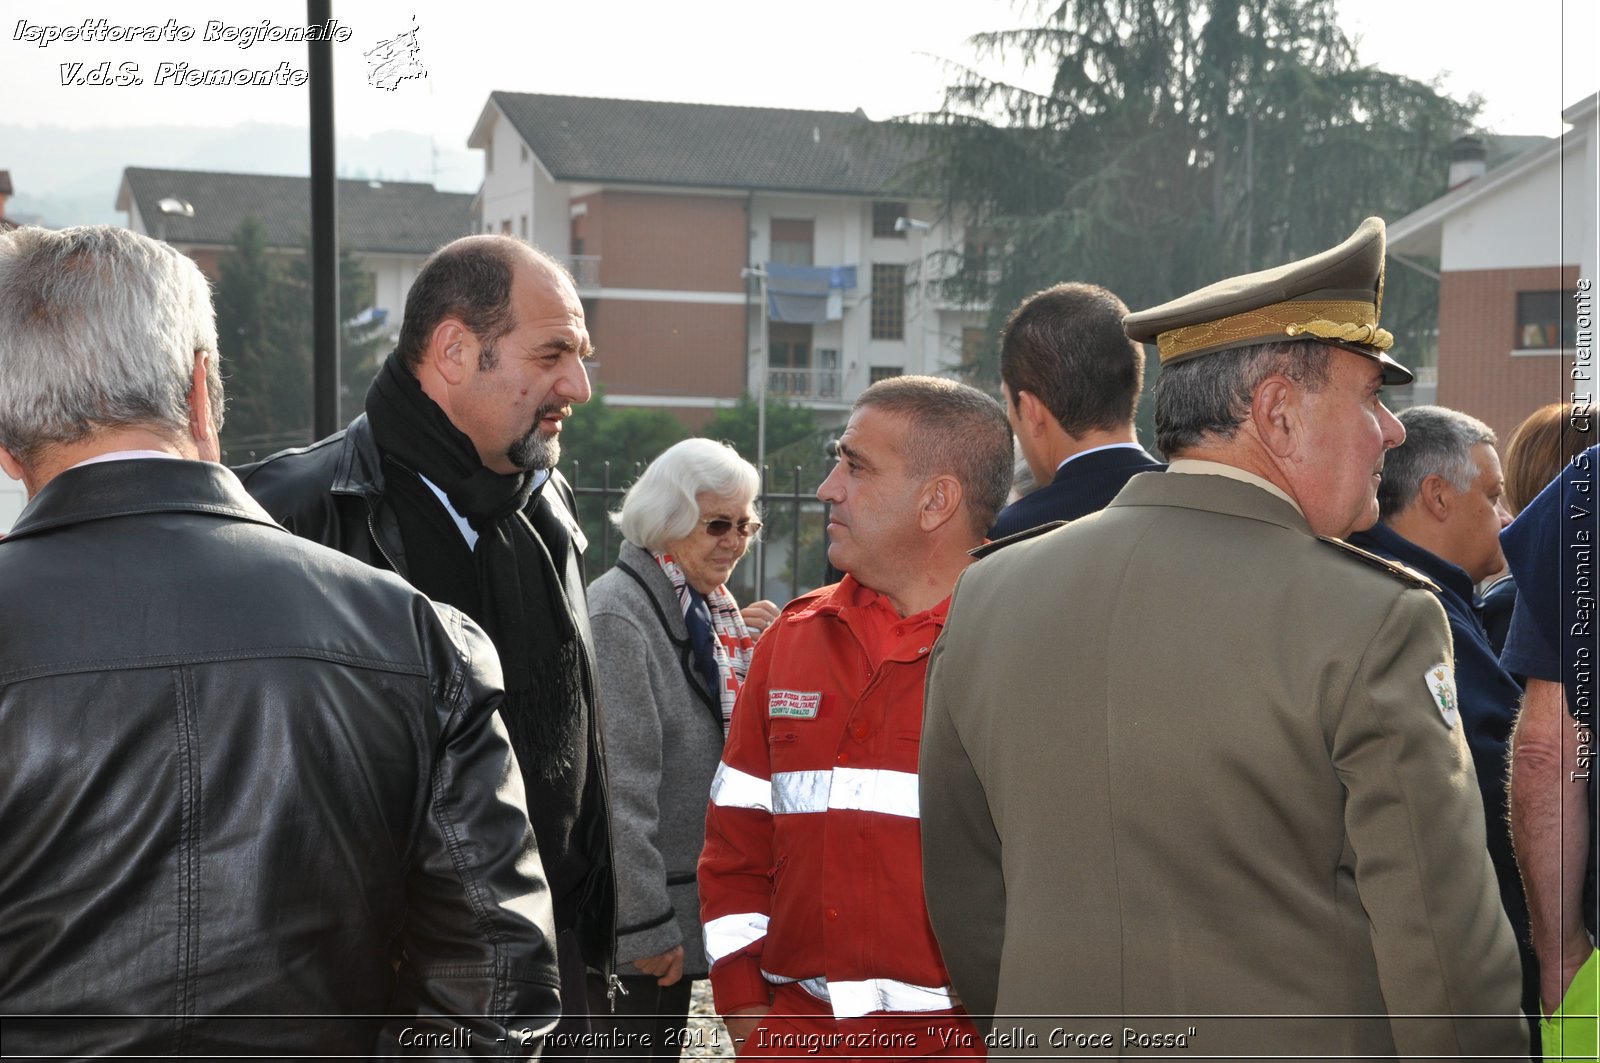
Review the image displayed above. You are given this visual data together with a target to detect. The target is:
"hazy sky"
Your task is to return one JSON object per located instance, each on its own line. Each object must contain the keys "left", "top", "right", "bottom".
{"left": 4, "top": 0, "right": 1595, "bottom": 147}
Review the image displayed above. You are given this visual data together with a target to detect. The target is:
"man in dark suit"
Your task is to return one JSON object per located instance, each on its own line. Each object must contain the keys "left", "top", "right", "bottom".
{"left": 1348, "top": 405, "right": 1536, "bottom": 1043}
{"left": 988, "top": 282, "right": 1164, "bottom": 538}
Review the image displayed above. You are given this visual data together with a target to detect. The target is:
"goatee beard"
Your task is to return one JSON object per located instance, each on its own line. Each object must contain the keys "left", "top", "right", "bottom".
{"left": 507, "top": 405, "right": 563, "bottom": 472}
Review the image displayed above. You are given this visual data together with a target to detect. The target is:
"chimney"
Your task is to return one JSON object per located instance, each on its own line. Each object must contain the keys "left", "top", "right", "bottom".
{"left": 1447, "top": 136, "right": 1487, "bottom": 190}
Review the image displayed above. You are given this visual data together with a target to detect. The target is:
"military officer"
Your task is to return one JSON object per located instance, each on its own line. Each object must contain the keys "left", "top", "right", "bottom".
{"left": 920, "top": 218, "right": 1529, "bottom": 1060}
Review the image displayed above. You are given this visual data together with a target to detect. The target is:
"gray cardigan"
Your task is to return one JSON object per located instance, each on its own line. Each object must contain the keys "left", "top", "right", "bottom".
{"left": 586, "top": 541, "right": 727, "bottom": 978}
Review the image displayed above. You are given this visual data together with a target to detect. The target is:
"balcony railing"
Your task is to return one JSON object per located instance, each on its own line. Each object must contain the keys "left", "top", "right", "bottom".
{"left": 566, "top": 255, "right": 601, "bottom": 288}
{"left": 769, "top": 367, "right": 842, "bottom": 401}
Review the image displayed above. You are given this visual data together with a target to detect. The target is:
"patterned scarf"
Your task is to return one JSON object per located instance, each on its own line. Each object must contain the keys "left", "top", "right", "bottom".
{"left": 654, "top": 552, "right": 756, "bottom": 733}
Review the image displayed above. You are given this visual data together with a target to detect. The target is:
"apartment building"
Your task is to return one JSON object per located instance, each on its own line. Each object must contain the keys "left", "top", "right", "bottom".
{"left": 469, "top": 91, "right": 985, "bottom": 427}
{"left": 117, "top": 166, "right": 475, "bottom": 344}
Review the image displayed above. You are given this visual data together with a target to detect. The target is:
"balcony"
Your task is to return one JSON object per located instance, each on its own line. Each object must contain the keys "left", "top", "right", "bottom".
{"left": 565, "top": 254, "right": 601, "bottom": 289}
{"left": 769, "top": 366, "right": 842, "bottom": 401}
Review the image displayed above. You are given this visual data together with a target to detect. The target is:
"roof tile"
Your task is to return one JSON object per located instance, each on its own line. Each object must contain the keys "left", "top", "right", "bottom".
{"left": 489, "top": 92, "right": 924, "bottom": 195}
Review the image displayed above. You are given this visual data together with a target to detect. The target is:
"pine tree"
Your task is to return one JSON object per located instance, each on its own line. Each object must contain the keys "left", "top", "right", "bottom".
{"left": 912, "top": 0, "right": 1475, "bottom": 402}
{"left": 214, "top": 215, "right": 310, "bottom": 459}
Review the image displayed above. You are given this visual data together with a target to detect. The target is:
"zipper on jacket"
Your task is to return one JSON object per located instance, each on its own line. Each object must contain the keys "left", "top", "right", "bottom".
{"left": 365, "top": 509, "right": 403, "bottom": 574}
{"left": 607, "top": 972, "right": 627, "bottom": 1010}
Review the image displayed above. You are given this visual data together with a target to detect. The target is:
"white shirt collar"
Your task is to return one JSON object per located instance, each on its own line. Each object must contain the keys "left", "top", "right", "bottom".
{"left": 419, "top": 468, "right": 551, "bottom": 551}
{"left": 70, "top": 450, "right": 184, "bottom": 470}
{"left": 1056, "top": 441, "right": 1144, "bottom": 474}
{"left": 1165, "top": 458, "right": 1305, "bottom": 519}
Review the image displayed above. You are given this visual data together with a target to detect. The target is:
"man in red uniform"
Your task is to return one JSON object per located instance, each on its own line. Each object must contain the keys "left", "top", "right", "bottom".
{"left": 700, "top": 376, "right": 1012, "bottom": 1059}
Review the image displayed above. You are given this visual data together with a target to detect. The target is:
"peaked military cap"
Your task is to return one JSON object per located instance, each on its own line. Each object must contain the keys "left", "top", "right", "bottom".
{"left": 1123, "top": 217, "right": 1412, "bottom": 385}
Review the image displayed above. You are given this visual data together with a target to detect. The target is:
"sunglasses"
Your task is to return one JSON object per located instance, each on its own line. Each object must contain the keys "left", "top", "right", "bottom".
{"left": 700, "top": 517, "right": 763, "bottom": 538}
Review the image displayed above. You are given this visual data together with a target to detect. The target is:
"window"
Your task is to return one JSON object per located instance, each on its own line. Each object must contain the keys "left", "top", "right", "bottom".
{"left": 484, "top": 135, "right": 493, "bottom": 174}
{"left": 872, "top": 201, "right": 908, "bottom": 238}
{"left": 520, "top": 143, "right": 529, "bottom": 163}
{"left": 501, "top": 219, "right": 512, "bottom": 235}
{"left": 871, "top": 263, "right": 906, "bottom": 340}
{"left": 1516, "top": 290, "right": 1576, "bottom": 350}
{"left": 520, "top": 214, "right": 529, "bottom": 239}
{"left": 816, "top": 348, "right": 842, "bottom": 399}
{"left": 770, "top": 218, "right": 814, "bottom": 266}
{"left": 870, "top": 366, "right": 904, "bottom": 384}
{"left": 769, "top": 323, "right": 813, "bottom": 399}
{"left": 769, "top": 323, "right": 812, "bottom": 370}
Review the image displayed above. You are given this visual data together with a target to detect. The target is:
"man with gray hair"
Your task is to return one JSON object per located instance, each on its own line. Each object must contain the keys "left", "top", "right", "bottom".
{"left": 0, "top": 225, "right": 559, "bottom": 1056}
{"left": 922, "top": 220, "right": 1528, "bottom": 1058}
{"left": 1350, "top": 405, "right": 1536, "bottom": 1040}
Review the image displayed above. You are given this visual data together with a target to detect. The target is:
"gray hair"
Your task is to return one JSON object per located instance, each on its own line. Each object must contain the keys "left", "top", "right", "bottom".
{"left": 1154, "top": 339, "right": 1333, "bottom": 456}
{"left": 612, "top": 437, "right": 761, "bottom": 551}
{"left": 853, "top": 375, "right": 1013, "bottom": 536}
{"left": 0, "top": 225, "right": 223, "bottom": 462}
{"left": 1377, "top": 405, "right": 1497, "bottom": 519}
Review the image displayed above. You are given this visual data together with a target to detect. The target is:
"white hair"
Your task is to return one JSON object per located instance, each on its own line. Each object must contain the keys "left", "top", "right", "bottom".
{"left": 612, "top": 437, "right": 760, "bottom": 551}
{"left": 0, "top": 225, "right": 222, "bottom": 461}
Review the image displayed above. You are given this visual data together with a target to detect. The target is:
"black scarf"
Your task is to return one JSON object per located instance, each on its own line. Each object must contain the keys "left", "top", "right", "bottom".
{"left": 364, "top": 353, "right": 587, "bottom": 789}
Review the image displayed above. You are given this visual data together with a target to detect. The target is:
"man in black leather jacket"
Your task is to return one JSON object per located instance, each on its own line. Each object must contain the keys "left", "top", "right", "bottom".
{"left": 238, "top": 234, "right": 617, "bottom": 1049}
{"left": 0, "top": 225, "right": 559, "bottom": 1057}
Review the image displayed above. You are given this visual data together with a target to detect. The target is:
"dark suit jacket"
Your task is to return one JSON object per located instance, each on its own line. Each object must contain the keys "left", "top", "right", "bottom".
{"left": 1350, "top": 522, "right": 1539, "bottom": 1033}
{"left": 989, "top": 444, "right": 1164, "bottom": 538}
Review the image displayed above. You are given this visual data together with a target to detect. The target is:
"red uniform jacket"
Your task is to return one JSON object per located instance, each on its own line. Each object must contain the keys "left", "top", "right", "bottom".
{"left": 699, "top": 577, "right": 961, "bottom": 1020}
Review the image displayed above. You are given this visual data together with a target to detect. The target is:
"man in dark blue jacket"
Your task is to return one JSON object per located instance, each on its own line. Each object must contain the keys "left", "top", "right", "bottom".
{"left": 1350, "top": 404, "right": 1534, "bottom": 1043}
{"left": 1502, "top": 441, "right": 1600, "bottom": 1054}
{"left": 988, "top": 282, "right": 1163, "bottom": 538}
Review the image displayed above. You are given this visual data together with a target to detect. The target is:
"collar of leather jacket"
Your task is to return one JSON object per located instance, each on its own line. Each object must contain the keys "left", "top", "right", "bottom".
{"left": 7, "top": 458, "right": 282, "bottom": 541}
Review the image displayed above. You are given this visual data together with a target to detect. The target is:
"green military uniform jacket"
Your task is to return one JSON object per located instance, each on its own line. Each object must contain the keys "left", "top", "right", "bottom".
{"left": 921, "top": 470, "right": 1528, "bottom": 1061}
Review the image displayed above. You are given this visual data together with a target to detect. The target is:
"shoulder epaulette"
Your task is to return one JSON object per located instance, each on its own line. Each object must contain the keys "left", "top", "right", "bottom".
{"left": 971, "top": 520, "right": 1068, "bottom": 560}
{"left": 1316, "top": 535, "right": 1440, "bottom": 592}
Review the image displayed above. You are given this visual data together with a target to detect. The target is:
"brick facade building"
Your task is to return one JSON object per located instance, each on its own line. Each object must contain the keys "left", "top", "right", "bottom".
{"left": 1389, "top": 95, "right": 1597, "bottom": 440}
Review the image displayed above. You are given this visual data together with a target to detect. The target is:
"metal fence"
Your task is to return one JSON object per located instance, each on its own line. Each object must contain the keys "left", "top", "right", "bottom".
{"left": 568, "top": 461, "right": 836, "bottom": 605}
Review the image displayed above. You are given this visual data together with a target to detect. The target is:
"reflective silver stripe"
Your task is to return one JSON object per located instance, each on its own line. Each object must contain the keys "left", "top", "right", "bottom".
{"left": 771, "top": 770, "right": 831, "bottom": 814}
{"left": 782, "top": 975, "right": 957, "bottom": 1018}
{"left": 798, "top": 975, "right": 830, "bottom": 1002}
{"left": 828, "top": 766, "right": 920, "bottom": 819}
{"left": 709, "top": 762, "right": 771, "bottom": 812}
{"left": 703, "top": 912, "right": 769, "bottom": 964}
{"left": 760, "top": 968, "right": 803, "bottom": 985}
{"left": 729, "top": 766, "right": 922, "bottom": 818}
{"left": 829, "top": 977, "right": 957, "bottom": 1017}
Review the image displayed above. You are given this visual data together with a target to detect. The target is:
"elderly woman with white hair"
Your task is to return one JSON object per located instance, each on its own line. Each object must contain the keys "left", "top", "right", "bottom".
{"left": 583, "top": 437, "right": 777, "bottom": 1057}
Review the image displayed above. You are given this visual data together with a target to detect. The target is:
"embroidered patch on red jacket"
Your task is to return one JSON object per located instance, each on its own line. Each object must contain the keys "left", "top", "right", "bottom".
{"left": 768, "top": 689, "right": 822, "bottom": 719}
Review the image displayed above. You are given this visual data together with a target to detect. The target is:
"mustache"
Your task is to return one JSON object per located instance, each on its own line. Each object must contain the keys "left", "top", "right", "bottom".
{"left": 535, "top": 403, "right": 571, "bottom": 425}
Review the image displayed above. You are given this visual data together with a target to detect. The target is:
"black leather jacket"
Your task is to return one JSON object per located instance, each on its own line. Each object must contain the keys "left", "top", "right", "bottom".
{"left": 237, "top": 416, "right": 617, "bottom": 986}
{"left": 0, "top": 459, "right": 559, "bottom": 1058}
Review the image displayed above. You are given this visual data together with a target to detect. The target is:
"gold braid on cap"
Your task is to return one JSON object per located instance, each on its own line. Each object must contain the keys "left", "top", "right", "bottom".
{"left": 1156, "top": 299, "right": 1392, "bottom": 363}
{"left": 1284, "top": 319, "right": 1393, "bottom": 348}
